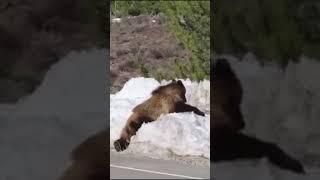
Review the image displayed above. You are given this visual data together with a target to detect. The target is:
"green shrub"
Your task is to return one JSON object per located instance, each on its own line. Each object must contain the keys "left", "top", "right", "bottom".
{"left": 161, "top": 1, "right": 210, "bottom": 80}
{"left": 214, "top": 0, "right": 320, "bottom": 66}
{"left": 78, "top": 0, "right": 108, "bottom": 47}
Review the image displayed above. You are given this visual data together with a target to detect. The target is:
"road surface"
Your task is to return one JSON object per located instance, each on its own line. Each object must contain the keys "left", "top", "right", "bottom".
{"left": 110, "top": 151, "right": 210, "bottom": 179}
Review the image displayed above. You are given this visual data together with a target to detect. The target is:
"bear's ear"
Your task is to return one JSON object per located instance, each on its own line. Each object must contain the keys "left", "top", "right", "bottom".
{"left": 215, "top": 58, "right": 231, "bottom": 69}
{"left": 177, "top": 80, "right": 184, "bottom": 87}
{"left": 171, "top": 79, "right": 177, "bottom": 83}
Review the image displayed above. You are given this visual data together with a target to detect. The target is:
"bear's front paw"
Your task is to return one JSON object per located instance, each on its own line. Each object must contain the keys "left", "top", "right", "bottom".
{"left": 114, "top": 138, "right": 129, "bottom": 152}
{"left": 268, "top": 143, "right": 306, "bottom": 174}
{"left": 282, "top": 156, "right": 306, "bottom": 174}
{"left": 195, "top": 110, "right": 205, "bottom": 116}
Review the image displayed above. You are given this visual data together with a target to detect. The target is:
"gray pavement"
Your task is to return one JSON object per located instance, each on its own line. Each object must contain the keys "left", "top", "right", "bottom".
{"left": 110, "top": 151, "right": 210, "bottom": 179}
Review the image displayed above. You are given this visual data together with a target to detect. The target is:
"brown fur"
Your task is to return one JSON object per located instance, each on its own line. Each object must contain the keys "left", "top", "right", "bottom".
{"left": 114, "top": 80, "right": 205, "bottom": 152}
{"left": 59, "top": 130, "right": 108, "bottom": 180}
{"left": 212, "top": 58, "right": 245, "bottom": 131}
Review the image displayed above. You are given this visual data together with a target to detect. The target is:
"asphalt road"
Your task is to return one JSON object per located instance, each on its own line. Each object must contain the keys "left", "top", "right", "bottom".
{"left": 110, "top": 151, "right": 210, "bottom": 179}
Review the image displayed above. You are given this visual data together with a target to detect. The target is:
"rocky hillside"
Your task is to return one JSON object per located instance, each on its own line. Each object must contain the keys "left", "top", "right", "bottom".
{"left": 110, "top": 15, "right": 190, "bottom": 93}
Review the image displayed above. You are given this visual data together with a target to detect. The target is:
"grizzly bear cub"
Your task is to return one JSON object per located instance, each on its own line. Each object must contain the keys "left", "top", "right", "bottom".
{"left": 212, "top": 58, "right": 245, "bottom": 131}
{"left": 114, "top": 79, "right": 205, "bottom": 152}
{"left": 212, "top": 58, "right": 305, "bottom": 174}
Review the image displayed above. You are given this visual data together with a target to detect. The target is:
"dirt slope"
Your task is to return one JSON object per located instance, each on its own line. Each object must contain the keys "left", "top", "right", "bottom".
{"left": 110, "top": 15, "right": 190, "bottom": 93}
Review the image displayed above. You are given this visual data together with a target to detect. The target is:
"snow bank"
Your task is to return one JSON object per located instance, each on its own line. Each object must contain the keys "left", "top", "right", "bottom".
{"left": 110, "top": 77, "right": 210, "bottom": 159}
{"left": 213, "top": 53, "right": 320, "bottom": 179}
{"left": 14, "top": 49, "right": 108, "bottom": 117}
{"left": 0, "top": 49, "right": 108, "bottom": 180}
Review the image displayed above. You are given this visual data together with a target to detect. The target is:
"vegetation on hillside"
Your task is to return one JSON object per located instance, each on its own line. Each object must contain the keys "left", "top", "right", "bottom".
{"left": 213, "top": 0, "right": 320, "bottom": 67}
{"left": 81, "top": 0, "right": 108, "bottom": 47}
{"left": 111, "top": 1, "right": 210, "bottom": 81}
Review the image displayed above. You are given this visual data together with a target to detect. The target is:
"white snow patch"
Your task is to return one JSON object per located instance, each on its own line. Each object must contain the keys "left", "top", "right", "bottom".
{"left": 14, "top": 49, "right": 108, "bottom": 117}
{"left": 112, "top": 18, "right": 122, "bottom": 23}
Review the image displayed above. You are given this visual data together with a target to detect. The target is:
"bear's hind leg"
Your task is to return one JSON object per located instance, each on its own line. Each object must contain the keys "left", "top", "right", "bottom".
{"left": 114, "top": 113, "right": 144, "bottom": 152}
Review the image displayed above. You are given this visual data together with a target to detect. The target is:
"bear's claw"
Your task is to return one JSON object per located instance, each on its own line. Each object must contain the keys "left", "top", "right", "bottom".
{"left": 114, "top": 139, "right": 129, "bottom": 152}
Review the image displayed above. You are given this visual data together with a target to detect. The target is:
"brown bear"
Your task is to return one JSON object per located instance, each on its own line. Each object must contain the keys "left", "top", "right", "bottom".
{"left": 212, "top": 58, "right": 305, "bottom": 174}
{"left": 114, "top": 79, "right": 205, "bottom": 152}
{"left": 59, "top": 130, "right": 108, "bottom": 180}
{"left": 212, "top": 58, "right": 245, "bottom": 131}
